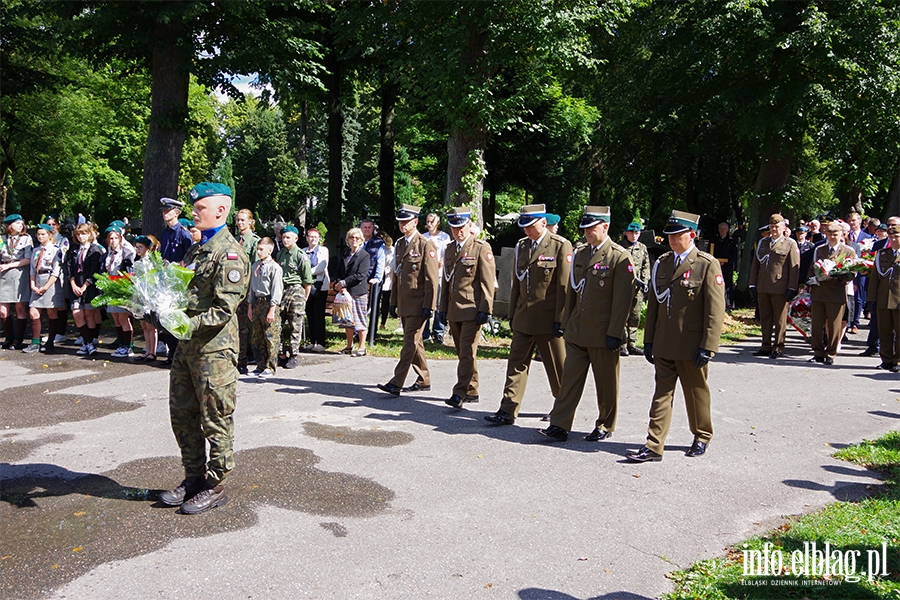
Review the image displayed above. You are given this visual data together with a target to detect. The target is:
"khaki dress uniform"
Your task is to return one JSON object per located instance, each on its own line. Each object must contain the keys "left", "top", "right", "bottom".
{"left": 388, "top": 231, "right": 439, "bottom": 388}
{"left": 237, "top": 230, "right": 261, "bottom": 370}
{"left": 499, "top": 233, "right": 573, "bottom": 417}
{"left": 439, "top": 236, "right": 496, "bottom": 399}
{"left": 625, "top": 240, "right": 651, "bottom": 351}
{"left": 644, "top": 247, "right": 725, "bottom": 454}
{"left": 169, "top": 227, "right": 249, "bottom": 487}
{"left": 807, "top": 243, "right": 857, "bottom": 359}
{"left": 749, "top": 235, "right": 800, "bottom": 353}
{"left": 867, "top": 246, "right": 900, "bottom": 367}
{"left": 547, "top": 239, "right": 634, "bottom": 433}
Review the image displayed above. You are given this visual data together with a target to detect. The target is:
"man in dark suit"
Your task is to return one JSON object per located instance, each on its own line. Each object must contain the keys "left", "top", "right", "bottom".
{"left": 627, "top": 210, "right": 725, "bottom": 462}
{"left": 377, "top": 205, "right": 439, "bottom": 395}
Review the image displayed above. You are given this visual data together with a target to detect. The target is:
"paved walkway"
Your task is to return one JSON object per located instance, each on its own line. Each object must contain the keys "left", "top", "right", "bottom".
{"left": 1, "top": 326, "right": 897, "bottom": 599}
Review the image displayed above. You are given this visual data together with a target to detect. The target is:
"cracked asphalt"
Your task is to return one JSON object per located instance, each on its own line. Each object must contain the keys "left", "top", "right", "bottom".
{"left": 1, "top": 327, "right": 897, "bottom": 599}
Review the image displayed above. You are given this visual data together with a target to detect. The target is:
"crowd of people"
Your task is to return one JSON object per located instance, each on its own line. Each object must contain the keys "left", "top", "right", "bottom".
{"left": 3, "top": 195, "right": 897, "bottom": 512}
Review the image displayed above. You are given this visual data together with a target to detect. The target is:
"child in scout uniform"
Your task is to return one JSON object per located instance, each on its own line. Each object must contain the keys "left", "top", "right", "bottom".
{"left": 275, "top": 225, "right": 312, "bottom": 369}
{"left": 103, "top": 226, "right": 137, "bottom": 357}
{"left": 66, "top": 222, "right": 105, "bottom": 356}
{"left": 0, "top": 214, "right": 34, "bottom": 349}
{"left": 132, "top": 235, "right": 161, "bottom": 361}
{"left": 247, "top": 237, "right": 284, "bottom": 378}
{"left": 24, "top": 224, "right": 65, "bottom": 353}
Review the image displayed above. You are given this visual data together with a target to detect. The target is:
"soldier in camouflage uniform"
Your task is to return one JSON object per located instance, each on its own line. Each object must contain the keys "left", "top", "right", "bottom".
{"left": 275, "top": 226, "right": 312, "bottom": 369}
{"left": 623, "top": 221, "right": 651, "bottom": 356}
{"left": 159, "top": 182, "right": 249, "bottom": 515}
{"left": 235, "top": 208, "right": 261, "bottom": 374}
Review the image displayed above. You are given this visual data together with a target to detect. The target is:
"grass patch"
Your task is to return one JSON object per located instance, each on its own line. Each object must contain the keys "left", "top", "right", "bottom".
{"left": 663, "top": 431, "right": 900, "bottom": 599}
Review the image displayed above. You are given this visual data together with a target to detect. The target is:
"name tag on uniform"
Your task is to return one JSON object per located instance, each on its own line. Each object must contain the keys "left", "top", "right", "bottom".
{"left": 537, "top": 255, "right": 555, "bottom": 262}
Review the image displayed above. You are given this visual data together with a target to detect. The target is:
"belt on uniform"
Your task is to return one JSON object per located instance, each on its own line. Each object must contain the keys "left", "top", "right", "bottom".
{"left": 36, "top": 270, "right": 52, "bottom": 274}
{"left": 253, "top": 293, "right": 271, "bottom": 303}
{"left": 284, "top": 283, "right": 302, "bottom": 288}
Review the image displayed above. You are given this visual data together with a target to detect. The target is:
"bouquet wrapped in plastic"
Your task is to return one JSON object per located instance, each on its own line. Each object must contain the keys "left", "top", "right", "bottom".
{"left": 807, "top": 253, "right": 872, "bottom": 286}
{"left": 331, "top": 289, "right": 354, "bottom": 327}
{"left": 787, "top": 291, "right": 812, "bottom": 339}
{"left": 92, "top": 252, "right": 197, "bottom": 339}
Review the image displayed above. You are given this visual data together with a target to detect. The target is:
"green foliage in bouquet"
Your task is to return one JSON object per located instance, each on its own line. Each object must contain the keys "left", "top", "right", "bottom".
{"left": 92, "top": 273, "right": 134, "bottom": 308}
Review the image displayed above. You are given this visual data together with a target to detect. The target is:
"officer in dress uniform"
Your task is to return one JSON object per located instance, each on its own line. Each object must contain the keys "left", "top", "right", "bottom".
{"left": 627, "top": 210, "right": 725, "bottom": 462}
{"left": 623, "top": 220, "right": 651, "bottom": 356}
{"left": 377, "top": 205, "right": 439, "bottom": 395}
{"left": 749, "top": 213, "right": 800, "bottom": 359}
{"left": 867, "top": 223, "right": 900, "bottom": 372}
{"left": 484, "top": 204, "right": 572, "bottom": 425}
{"left": 158, "top": 182, "right": 249, "bottom": 515}
{"left": 806, "top": 221, "right": 857, "bottom": 365}
{"left": 439, "top": 207, "right": 496, "bottom": 409}
{"left": 537, "top": 206, "right": 634, "bottom": 442}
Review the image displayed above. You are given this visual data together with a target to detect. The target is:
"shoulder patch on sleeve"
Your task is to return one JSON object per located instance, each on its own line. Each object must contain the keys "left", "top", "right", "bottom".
{"left": 486, "top": 251, "right": 494, "bottom": 262}
{"left": 227, "top": 269, "right": 243, "bottom": 283}
{"left": 565, "top": 253, "right": 573, "bottom": 263}
{"left": 429, "top": 249, "right": 436, "bottom": 258}
{"left": 627, "top": 264, "right": 634, "bottom": 273}
{"left": 715, "top": 274, "right": 724, "bottom": 285}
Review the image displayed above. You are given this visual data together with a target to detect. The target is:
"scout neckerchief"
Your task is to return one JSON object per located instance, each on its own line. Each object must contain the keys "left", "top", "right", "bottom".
{"left": 444, "top": 235, "right": 471, "bottom": 283}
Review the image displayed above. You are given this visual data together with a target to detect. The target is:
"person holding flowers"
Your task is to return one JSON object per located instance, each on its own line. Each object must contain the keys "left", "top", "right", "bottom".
{"left": 131, "top": 235, "right": 160, "bottom": 361}
{"left": 806, "top": 221, "right": 858, "bottom": 365}
{"left": 158, "top": 182, "right": 249, "bottom": 515}
{"left": 103, "top": 226, "right": 136, "bottom": 357}
{"left": 0, "top": 214, "right": 33, "bottom": 349}
{"left": 24, "top": 224, "right": 65, "bottom": 353}
{"left": 867, "top": 223, "right": 900, "bottom": 372}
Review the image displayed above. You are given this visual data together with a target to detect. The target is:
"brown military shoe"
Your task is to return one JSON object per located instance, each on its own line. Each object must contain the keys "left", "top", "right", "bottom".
{"left": 180, "top": 484, "right": 228, "bottom": 515}
{"left": 159, "top": 478, "right": 205, "bottom": 506}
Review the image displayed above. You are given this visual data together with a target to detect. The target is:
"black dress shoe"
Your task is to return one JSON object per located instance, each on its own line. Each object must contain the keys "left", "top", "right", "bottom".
{"left": 401, "top": 382, "right": 431, "bottom": 393}
{"left": 626, "top": 447, "right": 662, "bottom": 462}
{"left": 537, "top": 425, "right": 568, "bottom": 441}
{"left": 237, "top": 365, "right": 249, "bottom": 375}
{"left": 445, "top": 395, "right": 464, "bottom": 409}
{"left": 769, "top": 350, "right": 783, "bottom": 359}
{"left": 685, "top": 439, "right": 708, "bottom": 457}
{"left": 824, "top": 357, "right": 834, "bottom": 365}
{"left": 585, "top": 428, "right": 612, "bottom": 441}
{"left": 463, "top": 395, "right": 479, "bottom": 403}
{"left": 752, "top": 348, "right": 770, "bottom": 356}
{"left": 377, "top": 382, "right": 402, "bottom": 396}
{"left": 860, "top": 347, "right": 879, "bottom": 357}
{"left": 484, "top": 410, "right": 515, "bottom": 425}
{"left": 808, "top": 356, "right": 825, "bottom": 363}
{"left": 628, "top": 346, "right": 642, "bottom": 356}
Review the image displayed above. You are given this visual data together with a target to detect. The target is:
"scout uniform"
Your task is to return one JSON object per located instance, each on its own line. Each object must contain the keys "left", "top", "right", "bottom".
{"left": 236, "top": 227, "right": 261, "bottom": 372}
{"left": 867, "top": 225, "right": 900, "bottom": 371}
{"left": 807, "top": 230, "right": 857, "bottom": 362}
{"left": 166, "top": 182, "right": 249, "bottom": 511}
{"left": 29, "top": 233, "right": 65, "bottom": 310}
{"left": 248, "top": 254, "right": 284, "bottom": 375}
{"left": 541, "top": 206, "right": 634, "bottom": 439}
{"left": 624, "top": 221, "right": 651, "bottom": 355}
{"left": 487, "top": 204, "right": 572, "bottom": 423}
{"left": 748, "top": 214, "right": 800, "bottom": 357}
{"left": 378, "top": 205, "right": 439, "bottom": 394}
{"left": 1, "top": 214, "right": 34, "bottom": 349}
{"left": 439, "top": 208, "right": 496, "bottom": 406}
{"left": 628, "top": 210, "right": 725, "bottom": 462}
{"left": 275, "top": 227, "right": 313, "bottom": 364}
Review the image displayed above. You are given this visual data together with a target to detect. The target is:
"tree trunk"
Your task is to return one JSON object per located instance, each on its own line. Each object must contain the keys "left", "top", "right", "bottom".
{"left": 486, "top": 184, "right": 496, "bottom": 231}
{"left": 837, "top": 179, "right": 864, "bottom": 216}
{"left": 324, "top": 40, "right": 343, "bottom": 248}
{"left": 737, "top": 141, "right": 792, "bottom": 291}
{"left": 445, "top": 125, "right": 486, "bottom": 215}
{"left": 884, "top": 154, "right": 900, "bottom": 220}
{"left": 378, "top": 81, "right": 397, "bottom": 239}
{"left": 141, "top": 21, "right": 190, "bottom": 238}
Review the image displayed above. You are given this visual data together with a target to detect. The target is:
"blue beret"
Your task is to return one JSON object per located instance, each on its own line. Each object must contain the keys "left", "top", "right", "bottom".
{"left": 189, "top": 182, "right": 232, "bottom": 201}
{"left": 545, "top": 213, "right": 561, "bottom": 226}
{"left": 626, "top": 221, "right": 642, "bottom": 232}
{"left": 282, "top": 225, "right": 300, "bottom": 235}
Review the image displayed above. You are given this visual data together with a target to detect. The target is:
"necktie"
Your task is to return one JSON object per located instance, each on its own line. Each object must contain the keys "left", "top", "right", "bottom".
{"left": 675, "top": 255, "right": 682, "bottom": 268}
{"left": 531, "top": 240, "right": 537, "bottom": 252}
{"left": 457, "top": 243, "right": 462, "bottom": 253}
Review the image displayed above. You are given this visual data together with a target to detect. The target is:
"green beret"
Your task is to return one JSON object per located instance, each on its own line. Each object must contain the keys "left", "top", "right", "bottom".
{"left": 3, "top": 213, "right": 23, "bottom": 224}
{"left": 37, "top": 223, "right": 53, "bottom": 232}
{"left": 282, "top": 225, "right": 300, "bottom": 235}
{"left": 545, "top": 213, "right": 561, "bottom": 226}
{"left": 133, "top": 235, "right": 152, "bottom": 247}
{"left": 189, "top": 182, "right": 232, "bottom": 201}
{"left": 178, "top": 218, "right": 194, "bottom": 228}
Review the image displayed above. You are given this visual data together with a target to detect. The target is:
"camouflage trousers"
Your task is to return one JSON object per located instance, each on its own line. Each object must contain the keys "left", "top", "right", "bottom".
{"left": 169, "top": 347, "right": 237, "bottom": 486}
{"left": 626, "top": 291, "right": 644, "bottom": 348}
{"left": 252, "top": 297, "right": 281, "bottom": 373}
{"left": 237, "top": 298, "right": 253, "bottom": 368}
{"left": 280, "top": 284, "right": 306, "bottom": 356}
